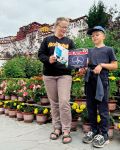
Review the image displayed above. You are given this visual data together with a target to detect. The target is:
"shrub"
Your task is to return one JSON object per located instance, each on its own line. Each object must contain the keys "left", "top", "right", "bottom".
{"left": 2, "top": 56, "right": 43, "bottom": 78}
{"left": 3, "top": 57, "right": 26, "bottom": 78}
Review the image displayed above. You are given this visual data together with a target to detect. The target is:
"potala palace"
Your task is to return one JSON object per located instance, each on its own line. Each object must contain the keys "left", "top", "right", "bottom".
{"left": 0, "top": 16, "right": 88, "bottom": 60}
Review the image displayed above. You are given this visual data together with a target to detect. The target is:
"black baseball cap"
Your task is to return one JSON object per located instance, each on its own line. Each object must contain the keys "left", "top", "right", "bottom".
{"left": 87, "top": 26, "right": 106, "bottom": 35}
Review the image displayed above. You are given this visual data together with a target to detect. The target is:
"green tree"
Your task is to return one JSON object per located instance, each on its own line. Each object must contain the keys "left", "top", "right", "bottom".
{"left": 87, "top": 1, "right": 109, "bottom": 28}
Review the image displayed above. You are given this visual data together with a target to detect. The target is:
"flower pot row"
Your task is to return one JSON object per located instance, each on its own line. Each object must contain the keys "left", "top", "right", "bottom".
{"left": 74, "top": 99, "right": 117, "bottom": 112}
{"left": 0, "top": 94, "right": 50, "bottom": 106}
{"left": 1, "top": 108, "right": 49, "bottom": 124}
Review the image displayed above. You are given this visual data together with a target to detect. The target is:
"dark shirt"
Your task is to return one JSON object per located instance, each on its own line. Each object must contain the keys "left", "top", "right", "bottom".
{"left": 38, "top": 35, "right": 75, "bottom": 76}
{"left": 88, "top": 46, "right": 117, "bottom": 78}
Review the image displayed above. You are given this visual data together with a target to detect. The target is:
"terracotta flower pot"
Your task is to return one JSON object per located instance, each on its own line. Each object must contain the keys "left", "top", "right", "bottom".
{"left": 36, "top": 114, "right": 47, "bottom": 124}
{"left": 9, "top": 109, "right": 16, "bottom": 118}
{"left": 5, "top": 95, "right": 11, "bottom": 100}
{"left": 16, "top": 111, "right": 23, "bottom": 121}
{"left": 0, "top": 107, "right": 4, "bottom": 114}
{"left": 82, "top": 123, "right": 91, "bottom": 133}
{"left": 4, "top": 108, "right": 9, "bottom": 116}
{"left": 40, "top": 96, "right": 50, "bottom": 106}
{"left": 23, "top": 112, "right": 34, "bottom": 123}
{"left": 11, "top": 95, "right": 17, "bottom": 100}
{"left": 74, "top": 98, "right": 86, "bottom": 105}
{"left": 108, "top": 126, "right": 114, "bottom": 139}
{"left": 71, "top": 119, "right": 78, "bottom": 131}
{"left": 18, "top": 96, "right": 24, "bottom": 102}
{"left": 108, "top": 100, "right": 117, "bottom": 111}
{"left": 0, "top": 94, "right": 5, "bottom": 100}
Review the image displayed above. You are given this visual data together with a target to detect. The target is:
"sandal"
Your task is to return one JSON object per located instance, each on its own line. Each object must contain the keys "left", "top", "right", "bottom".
{"left": 62, "top": 133, "right": 72, "bottom": 144}
{"left": 50, "top": 129, "right": 62, "bottom": 140}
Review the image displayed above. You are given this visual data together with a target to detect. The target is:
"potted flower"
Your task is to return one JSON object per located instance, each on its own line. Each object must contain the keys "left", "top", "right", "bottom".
{"left": 108, "top": 75, "right": 117, "bottom": 111}
{"left": 71, "top": 76, "right": 86, "bottom": 104}
{"left": 39, "top": 83, "right": 49, "bottom": 106}
{"left": 23, "top": 104, "right": 34, "bottom": 123}
{"left": 71, "top": 102, "right": 86, "bottom": 131}
{"left": 5, "top": 80, "right": 19, "bottom": 100}
{"left": 17, "top": 79, "right": 27, "bottom": 101}
{"left": 8, "top": 100, "right": 18, "bottom": 118}
{"left": 34, "top": 106, "right": 50, "bottom": 124}
{"left": 0, "top": 80, "right": 7, "bottom": 100}
{"left": 117, "top": 116, "right": 120, "bottom": 131}
{"left": 17, "top": 90, "right": 25, "bottom": 102}
{"left": 0, "top": 100, "right": 4, "bottom": 114}
{"left": 80, "top": 107, "right": 91, "bottom": 133}
{"left": 108, "top": 114, "right": 115, "bottom": 139}
{"left": 33, "top": 85, "right": 42, "bottom": 103}
{"left": 3, "top": 101, "right": 11, "bottom": 116}
{"left": 16, "top": 103, "right": 26, "bottom": 121}
{"left": 0, "top": 80, "right": 7, "bottom": 91}
{"left": 116, "top": 77, "right": 120, "bottom": 96}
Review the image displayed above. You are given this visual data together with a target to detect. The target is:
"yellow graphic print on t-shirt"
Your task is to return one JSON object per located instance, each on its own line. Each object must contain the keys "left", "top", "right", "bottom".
{"left": 48, "top": 42, "right": 69, "bottom": 49}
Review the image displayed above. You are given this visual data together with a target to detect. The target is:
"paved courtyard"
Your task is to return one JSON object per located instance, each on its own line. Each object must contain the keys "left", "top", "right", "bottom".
{"left": 0, "top": 115, "right": 120, "bottom": 150}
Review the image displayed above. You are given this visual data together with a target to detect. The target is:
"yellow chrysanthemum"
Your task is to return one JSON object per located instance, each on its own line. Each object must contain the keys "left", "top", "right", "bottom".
{"left": 34, "top": 108, "right": 38, "bottom": 115}
{"left": 43, "top": 108, "right": 48, "bottom": 114}
{"left": 72, "top": 104, "right": 77, "bottom": 110}
{"left": 73, "top": 78, "right": 81, "bottom": 82}
{"left": 73, "top": 102, "right": 79, "bottom": 107}
{"left": 97, "top": 115, "right": 101, "bottom": 123}
{"left": 0, "top": 102, "right": 3, "bottom": 105}
{"left": 118, "top": 123, "right": 120, "bottom": 129}
{"left": 21, "top": 103, "right": 25, "bottom": 106}
{"left": 76, "top": 109, "right": 82, "bottom": 113}
{"left": 17, "top": 105, "right": 20, "bottom": 109}
{"left": 80, "top": 104, "right": 86, "bottom": 110}
{"left": 13, "top": 103, "right": 17, "bottom": 106}
{"left": 108, "top": 76, "right": 116, "bottom": 81}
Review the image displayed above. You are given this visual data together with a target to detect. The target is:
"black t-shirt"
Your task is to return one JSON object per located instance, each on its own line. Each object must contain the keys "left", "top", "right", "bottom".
{"left": 88, "top": 46, "right": 117, "bottom": 77}
{"left": 38, "top": 35, "right": 75, "bottom": 76}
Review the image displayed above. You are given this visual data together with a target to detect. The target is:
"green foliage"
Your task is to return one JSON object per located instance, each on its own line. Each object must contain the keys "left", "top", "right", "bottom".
{"left": 105, "top": 30, "right": 120, "bottom": 76}
{"left": 3, "top": 57, "right": 26, "bottom": 78}
{"left": 80, "top": 107, "right": 89, "bottom": 123}
{"left": 5, "top": 79, "right": 20, "bottom": 96}
{"left": 2, "top": 56, "right": 43, "bottom": 78}
{"left": 87, "top": 1, "right": 109, "bottom": 28}
{"left": 108, "top": 74, "right": 118, "bottom": 99}
{"left": 74, "top": 37, "right": 94, "bottom": 48}
{"left": 109, "top": 115, "right": 115, "bottom": 126}
{"left": 39, "top": 83, "right": 47, "bottom": 96}
{"left": 23, "top": 104, "right": 34, "bottom": 113}
{"left": 17, "top": 103, "right": 27, "bottom": 112}
{"left": 24, "top": 57, "right": 43, "bottom": 78}
{"left": 71, "top": 77, "right": 85, "bottom": 99}
{"left": 105, "top": 30, "right": 120, "bottom": 54}
{"left": 9, "top": 101, "right": 18, "bottom": 110}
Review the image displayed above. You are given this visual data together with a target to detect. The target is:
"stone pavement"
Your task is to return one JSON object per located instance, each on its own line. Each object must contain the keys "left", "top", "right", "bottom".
{"left": 0, "top": 115, "right": 120, "bottom": 150}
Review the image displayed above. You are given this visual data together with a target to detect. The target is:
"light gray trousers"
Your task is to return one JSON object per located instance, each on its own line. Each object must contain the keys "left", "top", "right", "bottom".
{"left": 43, "top": 75, "right": 72, "bottom": 132}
